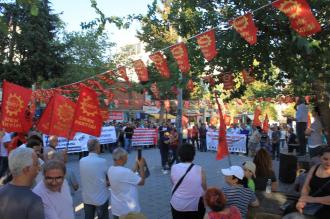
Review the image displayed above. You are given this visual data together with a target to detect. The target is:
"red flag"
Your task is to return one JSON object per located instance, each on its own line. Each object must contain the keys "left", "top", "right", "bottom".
{"left": 214, "top": 94, "right": 229, "bottom": 160}
{"left": 118, "top": 66, "right": 130, "bottom": 83}
{"left": 133, "top": 59, "right": 149, "bottom": 82}
{"left": 186, "top": 79, "right": 194, "bottom": 91}
{"left": 1, "top": 81, "right": 32, "bottom": 132}
{"left": 253, "top": 106, "right": 262, "bottom": 127}
{"left": 196, "top": 29, "right": 218, "bottom": 61}
{"left": 242, "top": 69, "right": 255, "bottom": 84}
{"left": 71, "top": 85, "right": 102, "bottom": 137}
{"left": 164, "top": 100, "right": 170, "bottom": 112}
{"left": 222, "top": 73, "right": 234, "bottom": 90}
{"left": 272, "top": 0, "right": 321, "bottom": 37}
{"left": 230, "top": 13, "right": 258, "bottom": 45}
{"left": 37, "top": 94, "right": 76, "bottom": 138}
{"left": 149, "top": 52, "right": 171, "bottom": 78}
{"left": 170, "top": 42, "right": 190, "bottom": 73}
{"left": 263, "top": 114, "right": 269, "bottom": 133}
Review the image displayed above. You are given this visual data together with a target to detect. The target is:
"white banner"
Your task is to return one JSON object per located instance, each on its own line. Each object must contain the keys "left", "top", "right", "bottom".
{"left": 206, "top": 131, "right": 247, "bottom": 153}
{"left": 43, "top": 126, "right": 117, "bottom": 153}
{"left": 143, "top": 106, "right": 160, "bottom": 114}
{"left": 132, "top": 128, "right": 157, "bottom": 147}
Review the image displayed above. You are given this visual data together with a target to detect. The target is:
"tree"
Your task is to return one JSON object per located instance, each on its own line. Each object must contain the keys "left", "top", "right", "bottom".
{"left": 55, "top": 29, "right": 116, "bottom": 86}
{"left": 135, "top": 0, "right": 330, "bottom": 142}
{"left": 0, "top": 0, "right": 67, "bottom": 87}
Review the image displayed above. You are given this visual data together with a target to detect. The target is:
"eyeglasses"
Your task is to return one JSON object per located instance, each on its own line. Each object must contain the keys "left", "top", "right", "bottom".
{"left": 44, "top": 176, "right": 64, "bottom": 182}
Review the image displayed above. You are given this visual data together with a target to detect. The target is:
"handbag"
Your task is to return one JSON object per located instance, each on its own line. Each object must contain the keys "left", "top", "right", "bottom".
{"left": 283, "top": 165, "right": 330, "bottom": 216}
{"left": 303, "top": 203, "right": 323, "bottom": 216}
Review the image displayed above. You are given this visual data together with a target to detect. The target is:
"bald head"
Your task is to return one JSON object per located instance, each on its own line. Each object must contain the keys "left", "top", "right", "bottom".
{"left": 49, "top": 136, "right": 58, "bottom": 148}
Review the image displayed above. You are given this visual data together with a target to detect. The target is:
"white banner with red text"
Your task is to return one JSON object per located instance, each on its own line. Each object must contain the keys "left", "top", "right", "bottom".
{"left": 132, "top": 128, "right": 158, "bottom": 147}
{"left": 206, "top": 131, "right": 247, "bottom": 153}
{"left": 43, "top": 126, "right": 117, "bottom": 153}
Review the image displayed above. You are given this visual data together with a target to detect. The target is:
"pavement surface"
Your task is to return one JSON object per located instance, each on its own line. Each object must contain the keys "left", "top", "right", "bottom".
{"left": 67, "top": 147, "right": 296, "bottom": 219}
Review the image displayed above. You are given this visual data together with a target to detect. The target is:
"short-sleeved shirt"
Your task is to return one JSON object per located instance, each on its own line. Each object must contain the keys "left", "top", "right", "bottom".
{"left": 255, "top": 170, "right": 277, "bottom": 191}
{"left": 222, "top": 185, "right": 257, "bottom": 219}
{"left": 79, "top": 153, "right": 109, "bottom": 205}
{"left": 33, "top": 180, "right": 74, "bottom": 219}
{"left": 0, "top": 184, "right": 45, "bottom": 219}
{"left": 108, "top": 165, "right": 141, "bottom": 216}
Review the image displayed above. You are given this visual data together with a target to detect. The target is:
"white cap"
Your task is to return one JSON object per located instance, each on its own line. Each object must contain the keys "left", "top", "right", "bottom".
{"left": 221, "top": 165, "right": 244, "bottom": 180}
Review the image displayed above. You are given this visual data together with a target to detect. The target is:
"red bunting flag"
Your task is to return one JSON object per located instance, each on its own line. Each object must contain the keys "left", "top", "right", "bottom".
{"left": 97, "top": 74, "right": 116, "bottom": 86}
{"left": 214, "top": 94, "right": 229, "bottom": 160}
{"left": 170, "top": 42, "right": 190, "bottom": 73}
{"left": 253, "top": 106, "right": 262, "bottom": 127}
{"left": 263, "top": 114, "right": 269, "bottom": 133}
{"left": 1, "top": 81, "right": 32, "bottom": 132}
{"left": 164, "top": 100, "right": 170, "bottom": 112}
{"left": 186, "top": 79, "right": 194, "bottom": 91}
{"left": 155, "top": 101, "right": 161, "bottom": 108}
{"left": 149, "top": 52, "right": 171, "bottom": 78}
{"left": 196, "top": 29, "right": 218, "bottom": 61}
{"left": 230, "top": 13, "right": 258, "bottom": 45}
{"left": 71, "top": 85, "right": 103, "bottom": 137}
{"left": 150, "top": 82, "right": 160, "bottom": 99}
{"left": 133, "top": 59, "right": 149, "bottom": 82}
{"left": 242, "top": 69, "right": 255, "bottom": 84}
{"left": 222, "top": 73, "right": 234, "bottom": 90}
{"left": 118, "top": 66, "right": 130, "bottom": 83}
{"left": 37, "top": 94, "right": 76, "bottom": 138}
{"left": 100, "top": 108, "right": 110, "bottom": 122}
{"left": 184, "top": 100, "right": 190, "bottom": 109}
{"left": 272, "top": 0, "right": 321, "bottom": 37}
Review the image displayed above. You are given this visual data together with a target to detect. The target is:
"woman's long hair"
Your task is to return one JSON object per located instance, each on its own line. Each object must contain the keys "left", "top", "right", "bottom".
{"left": 253, "top": 148, "right": 273, "bottom": 177}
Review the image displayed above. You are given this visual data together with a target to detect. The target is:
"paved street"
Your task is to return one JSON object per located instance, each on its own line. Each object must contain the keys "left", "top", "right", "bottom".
{"left": 67, "top": 147, "right": 289, "bottom": 219}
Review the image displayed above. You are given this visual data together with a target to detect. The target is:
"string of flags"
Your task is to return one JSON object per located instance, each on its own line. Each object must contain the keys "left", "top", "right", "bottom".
{"left": 0, "top": 0, "right": 322, "bottom": 140}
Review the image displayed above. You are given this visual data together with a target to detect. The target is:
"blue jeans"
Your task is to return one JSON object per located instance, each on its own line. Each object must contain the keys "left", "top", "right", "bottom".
{"left": 84, "top": 200, "right": 109, "bottom": 219}
{"left": 125, "top": 138, "right": 132, "bottom": 152}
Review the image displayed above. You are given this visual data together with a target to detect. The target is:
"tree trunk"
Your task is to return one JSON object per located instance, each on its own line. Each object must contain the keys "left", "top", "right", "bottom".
{"left": 313, "top": 80, "right": 330, "bottom": 145}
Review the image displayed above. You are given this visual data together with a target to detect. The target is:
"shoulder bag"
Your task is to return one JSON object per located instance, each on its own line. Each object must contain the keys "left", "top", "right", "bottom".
{"left": 171, "top": 163, "right": 194, "bottom": 196}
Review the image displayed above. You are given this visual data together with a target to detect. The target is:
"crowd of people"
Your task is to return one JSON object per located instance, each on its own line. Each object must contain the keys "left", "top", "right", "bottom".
{"left": 0, "top": 97, "right": 329, "bottom": 219}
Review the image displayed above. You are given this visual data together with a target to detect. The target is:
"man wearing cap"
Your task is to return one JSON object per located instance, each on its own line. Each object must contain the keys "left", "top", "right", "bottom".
{"left": 221, "top": 165, "right": 259, "bottom": 219}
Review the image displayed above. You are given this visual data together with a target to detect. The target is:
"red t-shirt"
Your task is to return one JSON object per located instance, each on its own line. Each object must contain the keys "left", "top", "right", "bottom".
{"left": 207, "top": 206, "right": 242, "bottom": 219}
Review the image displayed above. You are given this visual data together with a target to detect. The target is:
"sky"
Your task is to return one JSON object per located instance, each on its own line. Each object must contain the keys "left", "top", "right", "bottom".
{"left": 51, "top": 0, "right": 155, "bottom": 47}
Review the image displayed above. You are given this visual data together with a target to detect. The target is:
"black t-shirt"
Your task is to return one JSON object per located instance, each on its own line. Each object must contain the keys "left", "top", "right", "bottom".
{"left": 255, "top": 170, "right": 277, "bottom": 191}
{"left": 0, "top": 184, "right": 44, "bottom": 219}
{"left": 124, "top": 127, "right": 134, "bottom": 139}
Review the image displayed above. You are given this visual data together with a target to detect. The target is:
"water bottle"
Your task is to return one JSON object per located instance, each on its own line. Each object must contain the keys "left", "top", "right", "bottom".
{"left": 265, "top": 178, "right": 272, "bottom": 193}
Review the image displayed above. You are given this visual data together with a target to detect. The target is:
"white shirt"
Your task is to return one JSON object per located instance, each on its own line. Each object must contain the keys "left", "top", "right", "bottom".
{"left": 33, "top": 180, "right": 74, "bottom": 219}
{"left": 170, "top": 163, "right": 204, "bottom": 212}
{"left": 108, "top": 165, "right": 141, "bottom": 216}
{"left": 0, "top": 132, "right": 11, "bottom": 157}
{"left": 79, "top": 153, "right": 109, "bottom": 205}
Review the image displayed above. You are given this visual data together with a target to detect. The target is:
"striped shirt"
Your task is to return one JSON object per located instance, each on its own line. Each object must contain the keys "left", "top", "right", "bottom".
{"left": 222, "top": 185, "right": 256, "bottom": 219}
